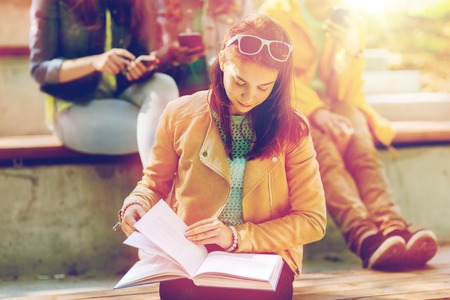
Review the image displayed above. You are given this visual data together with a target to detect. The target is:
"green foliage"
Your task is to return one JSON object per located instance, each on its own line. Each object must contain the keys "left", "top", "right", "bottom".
{"left": 407, "top": 0, "right": 450, "bottom": 18}
{"left": 363, "top": 0, "right": 450, "bottom": 92}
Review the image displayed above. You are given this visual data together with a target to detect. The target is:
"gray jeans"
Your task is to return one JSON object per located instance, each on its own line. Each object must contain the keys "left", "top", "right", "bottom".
{"left": 53, "top": 73, "right": 179, "bottom": 166}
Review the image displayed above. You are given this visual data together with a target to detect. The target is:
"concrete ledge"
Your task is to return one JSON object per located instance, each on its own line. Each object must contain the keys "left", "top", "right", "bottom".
{"left": 392, "top": 121, "right": 450, "bottom": 145}
{"left": 0, "top": 135, "right": 79, "bottom": 162}
{"left": 0, "top": 135, "right": 142, "bottom": 168}
{"left": 369, "top": 93, "right": 450, "bottom": 145}
{"left": 2, "top": 118, "right": 450, "bottom": 165}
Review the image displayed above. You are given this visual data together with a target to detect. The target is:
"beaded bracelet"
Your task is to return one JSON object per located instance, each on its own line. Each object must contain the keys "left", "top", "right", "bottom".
{"left": 225, "top": 225, "right": 238, "bottom": 252}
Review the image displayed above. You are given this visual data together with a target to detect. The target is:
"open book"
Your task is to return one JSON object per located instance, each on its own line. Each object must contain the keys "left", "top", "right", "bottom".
{"left": 114, "top": 200, "right": 284, "bottom": 291}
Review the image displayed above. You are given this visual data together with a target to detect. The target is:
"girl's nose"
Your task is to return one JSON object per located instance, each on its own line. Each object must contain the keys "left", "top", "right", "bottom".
{"left": 241, "top": 89, "right": 257, "bottom": 104}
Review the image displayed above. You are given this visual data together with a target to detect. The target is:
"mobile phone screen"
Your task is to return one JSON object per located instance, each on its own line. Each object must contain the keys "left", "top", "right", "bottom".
{"left": 178, "top": 32, "right": 203, "bottom": 49}
{"left": 136, "top": 54, "right": 157, "bottom": 67}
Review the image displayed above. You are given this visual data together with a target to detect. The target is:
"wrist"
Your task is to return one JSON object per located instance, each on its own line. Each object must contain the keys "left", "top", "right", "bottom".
{"left": 119, "top": 201, "right": 144, "bottom": 222}
{"left": 155, "top": 45, "right": 180, "bottom": 70}
{"left": 89, "top": 55, "right": 100, "bottom": 72}
{"left": 225, "top": 225, "right": 238, "bottom": 252}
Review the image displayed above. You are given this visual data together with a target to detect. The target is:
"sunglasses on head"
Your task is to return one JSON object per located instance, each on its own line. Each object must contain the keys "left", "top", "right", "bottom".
{"left": 225, "top": 34, "right": 293, "bottom": 62}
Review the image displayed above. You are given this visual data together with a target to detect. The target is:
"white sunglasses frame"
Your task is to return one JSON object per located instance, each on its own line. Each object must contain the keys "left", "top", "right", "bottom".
{"left": 225, "top": 34, "right": 293, "bottom": 62}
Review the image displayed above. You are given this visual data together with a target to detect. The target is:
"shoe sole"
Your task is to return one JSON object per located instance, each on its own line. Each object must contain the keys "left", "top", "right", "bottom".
{"left": 405, "top": 230, "right": 438, "bottom": 267}
{"left": 368, "top": 236, "right": 406, "bottom": 270}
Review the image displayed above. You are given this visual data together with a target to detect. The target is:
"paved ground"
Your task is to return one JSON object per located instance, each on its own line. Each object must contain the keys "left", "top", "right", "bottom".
{"left": 0, "top": 247, "right": 360, "bottom": 299}
{"left": 1, "top": 243, "right": 448, "bottom": 299}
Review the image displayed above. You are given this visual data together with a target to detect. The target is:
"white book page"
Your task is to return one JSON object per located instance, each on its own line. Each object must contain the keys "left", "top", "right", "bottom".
{"left": 113, "top": 254, "right": 187, "bottom": 289}
{"left": 124, "top": 231, "right": 174, "bottom": 262}
{"left": 133, "top": 200, "right": 208, "bottom": 278}
{"left": 195, "top": 252, "right": 281, "bottom": 280}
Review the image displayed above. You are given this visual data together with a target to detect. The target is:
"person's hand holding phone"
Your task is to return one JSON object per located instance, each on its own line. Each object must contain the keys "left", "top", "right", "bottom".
{"left": 124, "top": 53, "right": 159, "bottom": 81}
{"left": 92, "top": 48, "right": 135, "bottom": 75}
{"left": 324, "top": 6, "right": 361, "bottom": 58}
{"left": 172, "top": 32, "right": 205, "bottom": 65}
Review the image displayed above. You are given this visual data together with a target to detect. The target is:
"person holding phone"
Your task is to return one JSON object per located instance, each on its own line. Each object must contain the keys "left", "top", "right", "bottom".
{"left": 29, "top": 0, "right": 179, "bottom": 166}
{"left": 156, "top": 0, "right": 253, "bottom": 96}
{"left": 260, "top": 0, "right": 438, "bottom": 270}
{"left": 119, "top": 14, "right": 326, "bottom": 299}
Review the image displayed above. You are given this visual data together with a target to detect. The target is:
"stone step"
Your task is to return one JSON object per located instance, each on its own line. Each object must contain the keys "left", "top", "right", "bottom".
{"left": 364, "top": 48, "right": 390, "bottom": 71}
{"left": 363, "top": 70, "right": 422, "bottom": 94}
{"left": 368, "top": 92, "right": 450, "bottom": 122}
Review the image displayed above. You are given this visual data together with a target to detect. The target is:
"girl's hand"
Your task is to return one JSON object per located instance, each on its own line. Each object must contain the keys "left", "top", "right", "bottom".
{"left": 92, "top": 48, "right": 135, "bottom": 75}
{"left": 185, "top": 218, "right": 234, "bottom": 250}
{"left": 121, "top": 204, "right": 147, "bottom": 237}
{"left": 124, "top": 58, "right": 159, "bottom": 81}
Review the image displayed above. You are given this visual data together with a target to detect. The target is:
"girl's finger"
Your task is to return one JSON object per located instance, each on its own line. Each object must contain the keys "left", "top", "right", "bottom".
{"left": 187, "top": 217, "right": 217, "bottom": 230}
{"left": 186, "top": 228, "right": 220, "bottom": 243}
{"left": 113, "top": 48, "right": 135, "bottom": 61}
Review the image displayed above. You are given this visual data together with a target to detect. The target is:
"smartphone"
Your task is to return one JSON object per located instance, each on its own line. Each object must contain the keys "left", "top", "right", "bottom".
{"left": 135, "top": 53, "right": 158, "bottom": 67}
{"left": 329, "top": 5, "right": 351, "bottom": 26}
{"left": 177, "top": 32, "right": 204, "bottom": 49}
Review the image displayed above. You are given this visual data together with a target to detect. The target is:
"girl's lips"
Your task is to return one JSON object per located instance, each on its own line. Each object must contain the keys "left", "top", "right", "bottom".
{"left": 237, "top": 101, "right": 252, "bottom": 108}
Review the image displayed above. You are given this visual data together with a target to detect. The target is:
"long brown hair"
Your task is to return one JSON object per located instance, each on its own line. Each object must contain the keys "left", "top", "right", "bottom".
{"left": 209, "top": 14, "right": 309, "bottom": 160}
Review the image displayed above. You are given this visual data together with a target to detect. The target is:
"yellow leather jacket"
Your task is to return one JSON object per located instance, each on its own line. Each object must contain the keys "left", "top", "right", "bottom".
{"left": 260, "top": 0, "right": 395, "bottom": 146}
{"left": 122, "top": 90, "right": 326, "bottom": 273}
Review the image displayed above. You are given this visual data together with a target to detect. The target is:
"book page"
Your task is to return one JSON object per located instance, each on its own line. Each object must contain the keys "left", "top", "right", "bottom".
{"left": 133, "top": 200, "right": 208, "bottom": 277}
{"left": 195, "top": 252, "right": 281, "bottom": 280}
{"left": 113, "top": 254, "right": 187, "bottom": 289}
{"left": 193, "top": 252, "right": 283, "bottom": 291}
{"left": 123, "top": 231, "right": 174, "bottom": 262}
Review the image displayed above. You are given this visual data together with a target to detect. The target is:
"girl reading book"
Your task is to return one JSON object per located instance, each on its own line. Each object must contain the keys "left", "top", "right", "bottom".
{"left": 119, "top": 14, "right": 326, "bottom": 299}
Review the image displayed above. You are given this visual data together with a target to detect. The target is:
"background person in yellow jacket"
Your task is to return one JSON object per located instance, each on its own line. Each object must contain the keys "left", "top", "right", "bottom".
{"left": 260, "top": 0, "right": 438, "bottom": 269}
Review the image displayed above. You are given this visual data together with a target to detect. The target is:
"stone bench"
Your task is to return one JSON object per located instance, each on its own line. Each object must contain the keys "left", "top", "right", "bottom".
{"left": 1, "top": 118, "right": 449, "bottom": 165}
{"left": 368, "top": 93, "right": 450, "bottom": 145}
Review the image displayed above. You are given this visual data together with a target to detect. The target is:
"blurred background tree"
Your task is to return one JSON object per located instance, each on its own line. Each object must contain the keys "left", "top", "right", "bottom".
{"left": 359, "top": 0, "right": 450, "bottom": 92}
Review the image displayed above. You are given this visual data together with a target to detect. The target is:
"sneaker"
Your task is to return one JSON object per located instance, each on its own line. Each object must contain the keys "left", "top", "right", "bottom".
{"left": 360, "top": 232, "right": 406, "bottom": 270}
{"left": 387, "top": 229, "right": 438, "bottom": 267}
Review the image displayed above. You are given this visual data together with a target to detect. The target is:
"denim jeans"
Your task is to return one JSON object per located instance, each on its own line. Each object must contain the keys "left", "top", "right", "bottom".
{"left": 53, "top": 73, "right": 179, "bottom": 166}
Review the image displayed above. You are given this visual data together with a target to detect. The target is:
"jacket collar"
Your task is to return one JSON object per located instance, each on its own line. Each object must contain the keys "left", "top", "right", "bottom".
{"left": 199, "top": 111, "right": 231, "bottom": 183}
{"left": 199, "top": 110, "right": 281, "bottom": 197}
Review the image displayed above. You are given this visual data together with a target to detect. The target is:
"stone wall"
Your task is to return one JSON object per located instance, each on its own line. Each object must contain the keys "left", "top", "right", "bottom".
{"left": 1, "top": 145, "right": 449, "bottom": 279}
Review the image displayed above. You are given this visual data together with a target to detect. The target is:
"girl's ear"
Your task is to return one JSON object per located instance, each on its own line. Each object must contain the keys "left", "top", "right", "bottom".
{"left": 218, "top": 50, "right": 226, "bottom": 71}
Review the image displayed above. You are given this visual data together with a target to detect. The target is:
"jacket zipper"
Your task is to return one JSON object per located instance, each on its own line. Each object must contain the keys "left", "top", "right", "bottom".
{"left": 268, "top": 173, "right": 273, "bottom": 220}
